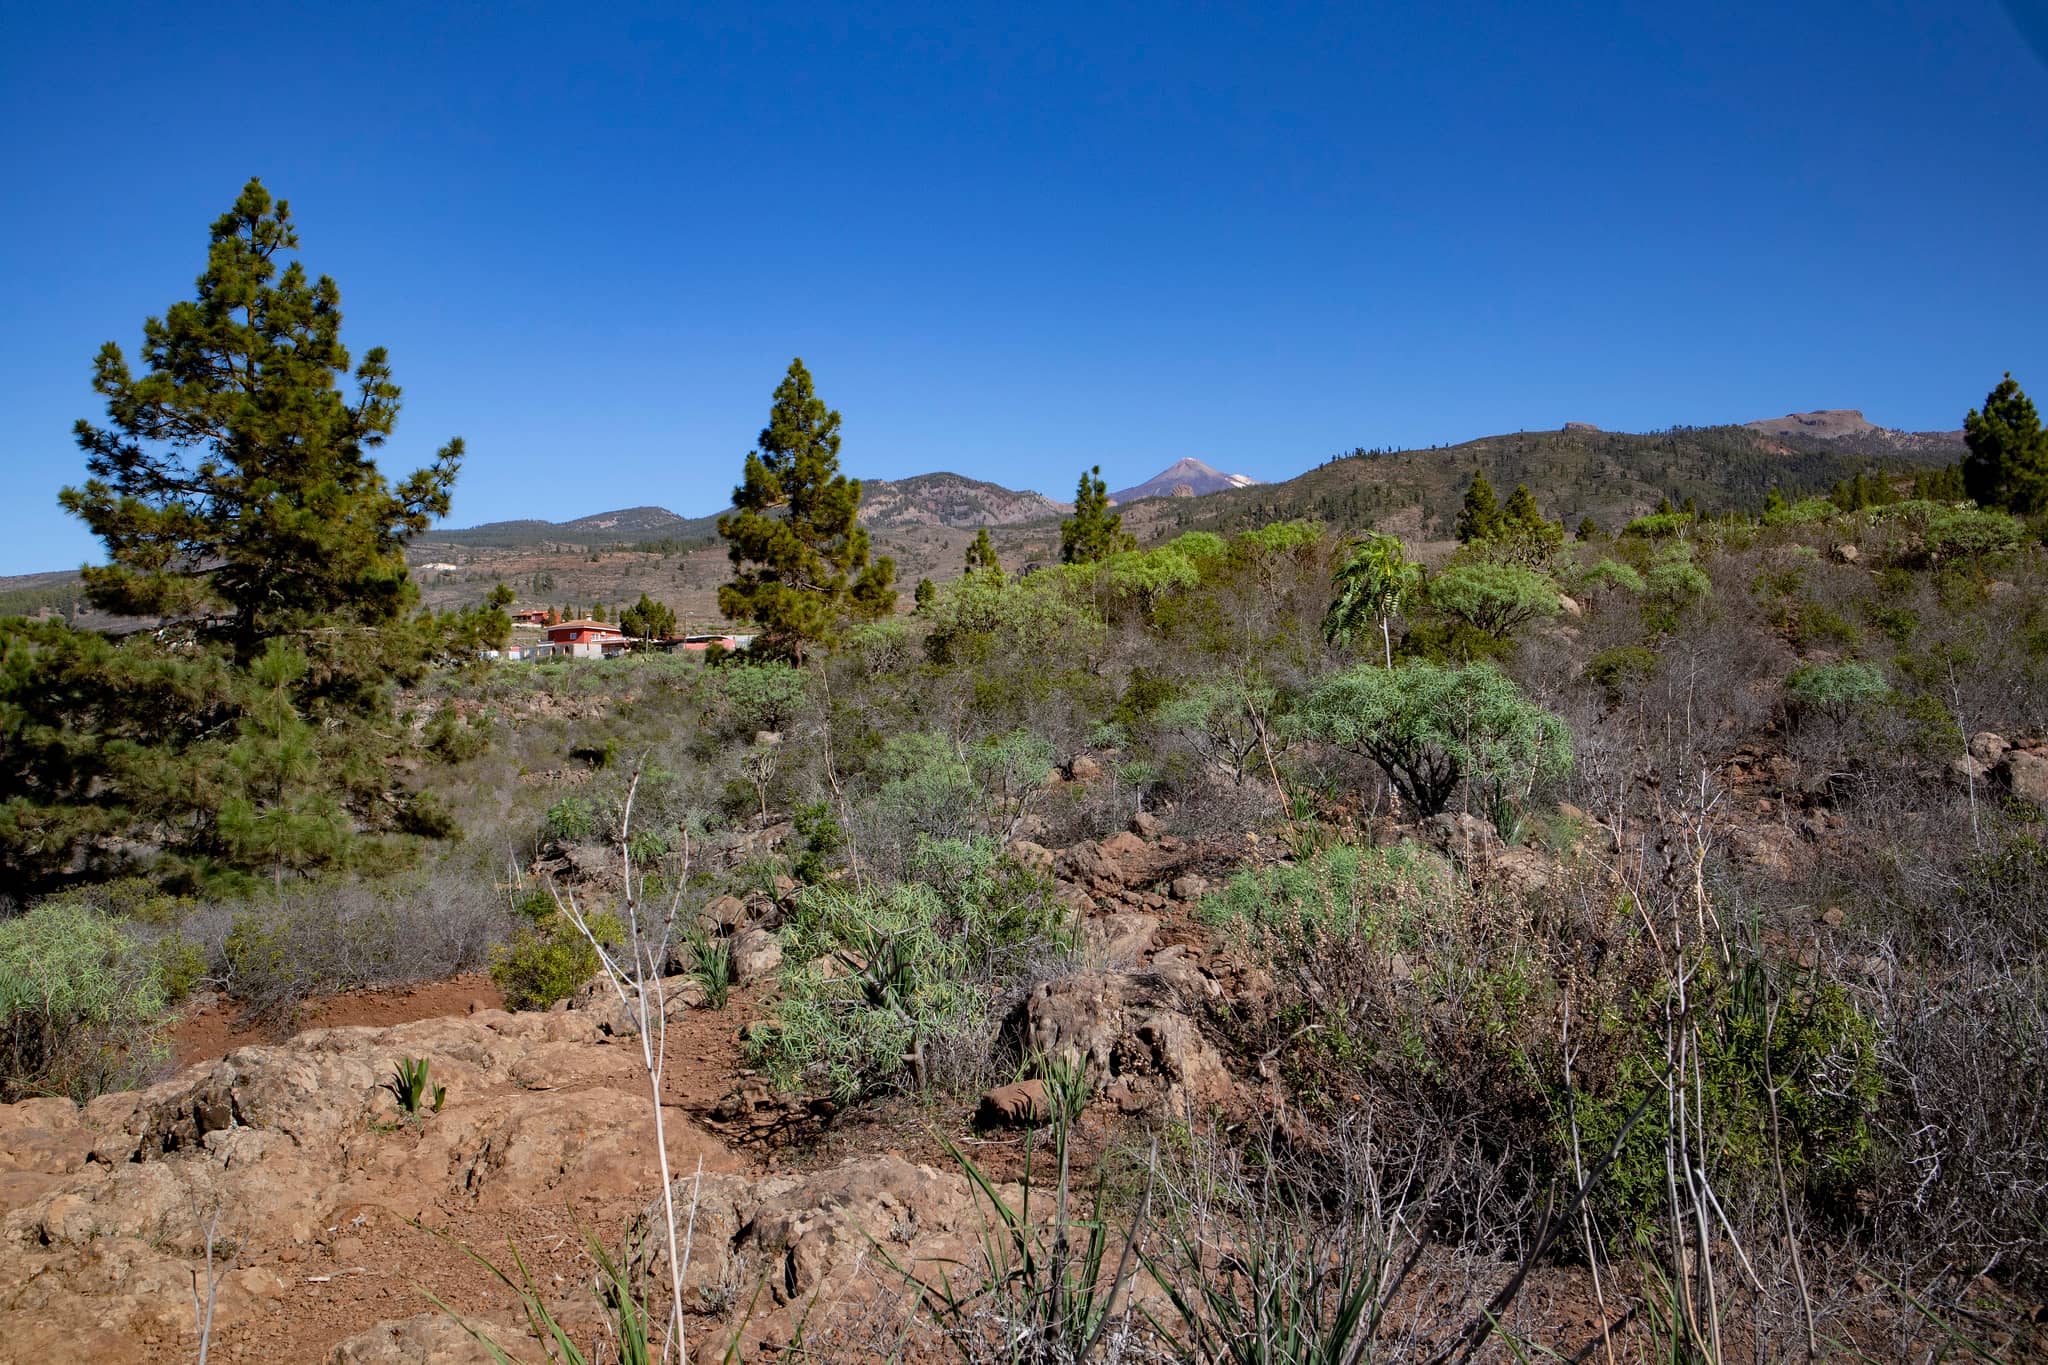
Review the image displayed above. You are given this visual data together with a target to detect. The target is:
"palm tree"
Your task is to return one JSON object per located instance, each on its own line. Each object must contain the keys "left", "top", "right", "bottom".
{"left": 1323, "top": 533, "right": 1419, "bottom": 670}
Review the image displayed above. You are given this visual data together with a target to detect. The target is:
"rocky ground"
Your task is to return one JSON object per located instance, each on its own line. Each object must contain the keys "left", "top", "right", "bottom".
{"left": 8, "top": 733, "right": 2043, "bottom": 1365}
{"left": 0, "top": 809, "right": 1279, "bottom": 1364}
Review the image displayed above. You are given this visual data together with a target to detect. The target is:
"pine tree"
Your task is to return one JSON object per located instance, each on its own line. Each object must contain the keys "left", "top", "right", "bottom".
{"left": 913, "top": 578, "right": 937, "bottom": 613}
{"left": 1576, "top": 516, "right": 1601, "bottom": 541}
{"left": 1764, "top": 487, "right": 1787, "bottom": 516}
{"left": 964, "top": 527, "right": 1002, "bottom": 577}
{"left": 216, "top": 641, "right": 353, "bottom": 889}
{"left": 1454, "top": 472, "right": 1503, "bottom": 544}
{"left": 1963, "top": 373, "right": 2048, "bottom": 515}
{"left": 620, "top": 593, "right": 677, "bottom": 640}
{"left": 58, "top": 178, "right": 462, "bottom": 691}
{"left": 718, "top": 359, "right": 896, "bottom": 662}
{"left": 1496, "top": 483, "right": 1564, "bottom": 564}
{"left": 1060, "top": 466, "right": 1133, "bottom": 564}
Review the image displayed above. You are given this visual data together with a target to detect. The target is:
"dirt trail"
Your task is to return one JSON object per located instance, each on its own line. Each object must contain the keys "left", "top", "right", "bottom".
{"left": 171, "top": 975, "right": 509, "bottom": 1068}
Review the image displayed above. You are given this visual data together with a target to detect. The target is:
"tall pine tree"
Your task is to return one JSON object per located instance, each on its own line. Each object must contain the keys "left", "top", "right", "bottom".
{"left": 60, "top": 178, "right": 463, "bottom": 698}
{"left": 1060, "top": 466, "right": 1132, "bottom": 564}
{"left": 964, "top": 527, "right": 1002, "bottom": 577}
{"left": 1454, "top": 471, "right": 1503, "bottom": 544}
{"left": 718, "top": 359, "right": 896, "bottom": 662}
{"left": 1963, "top": 373, "right": 2048, "bottom": 515}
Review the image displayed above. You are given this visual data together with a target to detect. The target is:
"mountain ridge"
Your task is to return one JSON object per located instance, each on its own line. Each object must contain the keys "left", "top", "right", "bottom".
{"left": 1109, "top": 457, "right": 1258, "bottom": 504}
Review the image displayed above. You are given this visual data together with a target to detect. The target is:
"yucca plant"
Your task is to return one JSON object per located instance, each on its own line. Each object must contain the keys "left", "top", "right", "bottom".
{"left": 387, "top": 1056, "right": 446, "bottom": 1116}
{"left": 1139, "top": 1142, "right": 1417, "bottom": 1365}
{"left": 422, "top": 1229, "right": 652, "bottom": 1365}
{"left": 884, "top": 1057, "right": 1150, "bottom": 1364}
{"left": 683, "top": 926, "right": 734, "bottom": 1011}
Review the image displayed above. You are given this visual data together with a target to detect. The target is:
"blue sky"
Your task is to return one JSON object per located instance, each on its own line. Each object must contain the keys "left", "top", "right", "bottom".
{"left": 3, "top": 1, "right": 2045, "bottom": 575}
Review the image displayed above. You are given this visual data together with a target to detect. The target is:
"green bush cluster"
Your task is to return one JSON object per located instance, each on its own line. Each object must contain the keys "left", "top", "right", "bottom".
{"left": 489, "top": 893, "right": 622, "bottom": 1011}
{"left": 0, "top": 902, "right": 172, "bottom": 1102}
{"left": 1206, "top": 844, "right": 1886, "bottom": 1249}
{"left": 749, "top": 838, "right": 1070, "bottom": 1102}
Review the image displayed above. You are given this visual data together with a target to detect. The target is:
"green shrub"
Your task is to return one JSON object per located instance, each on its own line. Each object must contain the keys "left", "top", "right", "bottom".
{"left": 489, "top": 908, "right": 621, "bottom": 1011}
{"left": 0, "top": 902, "right": 171, "bottom": 1102}
{"left": 542, "top": 795, "right": 598, "bottom": 845}
{"left": 714, "top": 661, "right": 809, "bottom": 735}
{"left": 751, "top": 839, "right": 1069, "bottom": 1102}
{"left": 1578, "top": 559, "right": 1645, "bottom": 595}
{"left": 424, "top": 707, "right": 490, "bottom": 763}
{"left": 1569, "top": 963, "right": 1885, "bottom": 1243}
{"left": 1780, "top": 600, "right": 1858, "bottom": 650}
{"left": 1201, "top": 840, "right": 1454, "bottom": 949}
{"left": 1425, "top": 560, "right": 1562, "bottom": 640}
{"left": 789, "top": 801, "right": 844, "bottom": 885}
{"left": 1762, "top": 497, "right": 1839, "bottom": 527}
{"left": 1867, "top": 500, "right": 2026, "bottom": 567}
{"left": 152, "top": 936, "right": 210, "bottom": 1002}
{"left": 1784, "top": 660, "right": 1889, "bottom": 723}
{"left": 1640, "top": 546, "right": 1714, "bottom": 632}
{"left": 1295, "top": 659, "right": 1573, "bottom": 817}
{"left": 1621, "top": 511, "right": 1693, "bottom": 539}
{"left": 1584, "top": 645, "right": 1659, "bottom": 703}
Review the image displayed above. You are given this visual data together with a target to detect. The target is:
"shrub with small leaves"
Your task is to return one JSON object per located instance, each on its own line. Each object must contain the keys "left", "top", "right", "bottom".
{"left": 0, "top": 902, "right": 171, "bottom": 1102}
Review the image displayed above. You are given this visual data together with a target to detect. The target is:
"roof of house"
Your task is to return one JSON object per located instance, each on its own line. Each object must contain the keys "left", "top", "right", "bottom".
{"left": 548, "top": 619, "right": 626, "bottom": 632}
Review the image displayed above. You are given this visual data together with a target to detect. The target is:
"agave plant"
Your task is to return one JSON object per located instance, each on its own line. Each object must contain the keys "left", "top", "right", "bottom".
{"left": 387, "top": 1056, "right": 446, "bottom": 1116}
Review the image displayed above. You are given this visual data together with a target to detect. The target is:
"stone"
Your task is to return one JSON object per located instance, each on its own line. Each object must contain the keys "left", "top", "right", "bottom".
{"left": 2005, "top": 749, "right": 2048, "bottom": 806}
{"left": 1017, "top": 971, "right": 1234, "bottom": 1117}
{"left": 696, "top": 894, "right": 747, "bottom": 934}
{"left": 1419, "top": 811, "right": 1503, "bottom": 858}
{"left": 1130, "top": 809, "right": 1161, "bottom": 838}
{"left": 1006, "top": 840, "right": 1055, "bottom": 875}
{"left": 327, "top": 1312, "right": 523, "bottom": 1364}
{"left": 1557, "top": 593, "right": 1583, "bottom": 618}
{"left": 975, "top": 1079, "right": 1050, "bottom": 1128}
{"left": 753, "top": 729, "right": 782, "bottom": 746}
{"left": 1169, "top": 874, "right": 1210, "bottom": 902}
{"left": 1083, "top": 912, "right": 1158, "bottom": 969}
{"left": 1096, "top": 831, "right": 1151, "bottom": 877}
{"left": 1832, "top": 543, "right": 1860, "bottom": 564}
{"left": 1970, "top": 732, "right": 2012, "bottom": 766}
{"left": 1068, "top": 755, "right": 1103, "bottom": 783}
{"left": 729, "top": 927, "right": 783, "bottom": 983}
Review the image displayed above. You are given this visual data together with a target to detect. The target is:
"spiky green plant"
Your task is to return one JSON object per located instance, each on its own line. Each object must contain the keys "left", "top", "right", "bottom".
{"left": 387, "top": 1056, "right": 445, "bottom": 1116}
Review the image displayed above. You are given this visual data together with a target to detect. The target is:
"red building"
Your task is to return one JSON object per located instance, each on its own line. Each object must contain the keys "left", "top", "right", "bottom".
{"left": 544, "top": 619, "right": 629, "bottom": 658}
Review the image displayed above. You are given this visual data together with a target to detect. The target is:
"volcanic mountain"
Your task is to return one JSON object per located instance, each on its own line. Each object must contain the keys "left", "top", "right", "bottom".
{"left": 1108, "top": 457, "right": 1259, "bottom": 504}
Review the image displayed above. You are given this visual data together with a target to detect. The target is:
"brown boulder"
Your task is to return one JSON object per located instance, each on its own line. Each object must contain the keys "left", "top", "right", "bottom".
{"left": 327, "top": 1312, "right": 530, "bottom": 1364}
{"left": 2006, "top": 748, "right": 2048, "bottom": 806}
{"left": 1083, "top": 911, "right": 1158, "bottom": 969}
{"left": 729, "top": 927, "right": 783, "bottom": 982}
{"left": 976, "top": 1079, "right": 1051, "bottom": 1128}
{"left": 696, "top": 894, "right": 748, "bottom": 934}
{"left": 1017, "top": 971, "right": 1234, "bottom": 1118}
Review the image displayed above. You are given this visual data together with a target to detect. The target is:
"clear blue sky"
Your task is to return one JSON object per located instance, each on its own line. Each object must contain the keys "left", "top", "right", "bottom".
{"left": 4, "top": 1, "right": 2045, "bottom": 575}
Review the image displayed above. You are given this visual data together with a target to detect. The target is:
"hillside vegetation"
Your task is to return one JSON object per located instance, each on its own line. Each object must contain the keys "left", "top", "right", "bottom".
{"left": 7, "top": 182, "right": 2048, "bottom": 1362}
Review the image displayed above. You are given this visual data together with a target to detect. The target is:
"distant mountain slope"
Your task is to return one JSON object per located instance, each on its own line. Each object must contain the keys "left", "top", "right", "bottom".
{"left": 1743, "top": 409, "right": 1964, "bottom": 456}
{"left": 856, "top": 472, "right": 1067, "bottom": 528}
{"left": 425, "top": 507, "right": 719, "bottom": 550}
{"left": 1109, "top": 458, "right": 1258, "bottom": 504}
{"left": 1113, "top": 424, "right": 1960, "bottom": 547}
{"left": 418, "top": 473, "right": 1067, "bottom": 552}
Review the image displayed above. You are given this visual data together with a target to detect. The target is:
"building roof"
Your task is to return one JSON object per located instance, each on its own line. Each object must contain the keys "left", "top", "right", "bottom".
{"left": 548, "top": 619, "right": 626, "bottom": 632}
